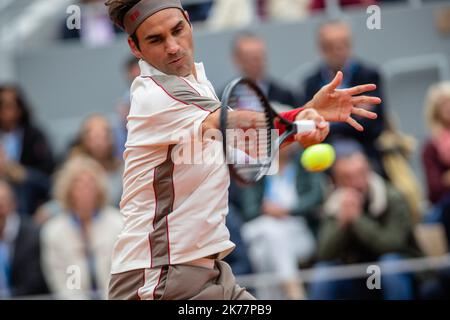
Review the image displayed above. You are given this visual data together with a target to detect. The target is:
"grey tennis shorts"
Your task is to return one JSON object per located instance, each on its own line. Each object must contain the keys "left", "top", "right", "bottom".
{"left": 108, "top": 260, "right": 255, "bottom": 300}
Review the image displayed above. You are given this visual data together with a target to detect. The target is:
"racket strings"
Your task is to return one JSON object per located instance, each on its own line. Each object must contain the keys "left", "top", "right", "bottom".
{"left": 224, "top": 83, "right": 274, "bottom": 177}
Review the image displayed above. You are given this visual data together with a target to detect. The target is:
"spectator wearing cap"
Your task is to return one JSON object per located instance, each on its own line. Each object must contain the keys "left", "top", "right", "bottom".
{"left": 308, "top": 140, "right": 421, "bottom": 300}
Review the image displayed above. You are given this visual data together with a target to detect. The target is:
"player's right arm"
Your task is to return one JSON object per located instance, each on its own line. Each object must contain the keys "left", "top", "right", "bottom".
{"left": 201, "top": 109, "right": 220, "bottom": 132}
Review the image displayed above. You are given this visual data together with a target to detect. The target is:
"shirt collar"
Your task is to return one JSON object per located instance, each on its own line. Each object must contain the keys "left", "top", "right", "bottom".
{"left": 138, "top": 59, "right": 208, "bottom": 83}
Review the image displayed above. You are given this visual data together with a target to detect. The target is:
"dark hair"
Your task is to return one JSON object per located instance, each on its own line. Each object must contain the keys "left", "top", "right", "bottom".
{"left": 105, "top": 0, "right": 140, "bottom": 29}
{"left": 105, "top": 0, "right": 141, "bottom": 49}
{"left": 130, "top": 33, "right": 140, "bottom": 50}
{"left": 0, "top": 84, "right": 31, "bottom": 128}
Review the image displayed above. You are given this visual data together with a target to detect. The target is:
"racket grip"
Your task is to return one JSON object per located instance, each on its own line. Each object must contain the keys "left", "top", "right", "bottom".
{"left": 294, "top": 120, "right": 316, "bottom": 134}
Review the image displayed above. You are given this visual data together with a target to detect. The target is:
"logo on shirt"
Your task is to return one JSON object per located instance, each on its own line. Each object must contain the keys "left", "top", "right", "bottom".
{"left": 130, "top": 10, "right": 141, "bottom": 22}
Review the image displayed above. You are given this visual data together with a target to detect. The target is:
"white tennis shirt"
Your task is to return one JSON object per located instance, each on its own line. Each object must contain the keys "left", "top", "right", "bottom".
{"left": 110, "top": 60, "right": 235, "bottom": 274}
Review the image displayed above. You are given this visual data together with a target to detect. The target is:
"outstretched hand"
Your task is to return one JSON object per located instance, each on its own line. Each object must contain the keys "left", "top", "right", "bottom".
{"left": 308, "top": 71, "right": 382, "bottom": 131}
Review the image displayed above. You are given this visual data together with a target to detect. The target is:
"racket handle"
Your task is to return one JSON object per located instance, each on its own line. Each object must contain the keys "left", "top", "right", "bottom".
{"left": 294, "top": 120, "right": 316, "bottom": 134}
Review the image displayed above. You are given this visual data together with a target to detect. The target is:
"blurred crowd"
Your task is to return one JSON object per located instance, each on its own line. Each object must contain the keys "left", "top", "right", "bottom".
{"left": 57, "top": 0, "right": 409, "bottom": 46}
{"left": 1, "top": 2, "right": 450, "bottom": 300}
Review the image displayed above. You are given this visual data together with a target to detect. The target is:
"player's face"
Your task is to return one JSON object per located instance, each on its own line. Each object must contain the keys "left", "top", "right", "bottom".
{"left": 333, "top": 153, "right": 370, "bottom": 195}
{"left": 130, "top": 8, "right": 195, "bottom": 77}
{"left": 319, "top": 24, "right": 352, "bottom": 72}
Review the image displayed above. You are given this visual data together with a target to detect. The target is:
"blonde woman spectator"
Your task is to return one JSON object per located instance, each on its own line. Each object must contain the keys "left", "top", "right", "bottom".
{"left": 34, "top": 115, "right": 123, "bottom": 225}
{"left": 40, "top": 157, "right": 123, "bottom": 299}
{"left": 69, "top": 114, "right": 123, "bottom": 206}
{"left": 422, "top": 82, "right": 450, "bottom": 247}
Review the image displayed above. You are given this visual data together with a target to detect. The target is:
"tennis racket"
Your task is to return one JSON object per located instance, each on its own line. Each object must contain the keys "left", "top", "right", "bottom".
{"left": 220, "top": 77, "right": 316, "bottom": 184}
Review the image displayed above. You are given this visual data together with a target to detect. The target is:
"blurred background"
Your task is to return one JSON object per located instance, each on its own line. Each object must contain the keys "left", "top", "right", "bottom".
{"left": 1, "top": 0, "right": 450, "bottom": 300}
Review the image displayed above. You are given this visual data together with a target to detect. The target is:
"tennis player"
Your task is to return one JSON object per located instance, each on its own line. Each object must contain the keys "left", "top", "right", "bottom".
{"left": 105, "top": 0, "right": 381, "bottom": 300}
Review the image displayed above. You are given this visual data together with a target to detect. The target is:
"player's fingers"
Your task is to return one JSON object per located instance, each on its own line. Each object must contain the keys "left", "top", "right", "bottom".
{"left": 317, "top": 120, "right": 329, "bottom": 129}
{"left": 230, "top": 111, "right": 266, "bottom": 128}
{"left": 295, "top": 130, "right": 315, "bottom": 139}
{"left": 294, "top": 132, "right": 314, "bottom": 148}
{"left": 327, "top": 71, "right": 343, "bottom": 91}
{"left": 297, "top": 132, "right": 325, "bottom": 148}
{"left": 295, "top": 122, "right": 329, "bottom": 147}
{"left": 346, "top": 117, "right": 364, "bottom": 131}
{"left": 296, "top": 108, "right": 327, "bottom": 129}
{"left": 351, "top": 107, "right": 378, "bottom": 119}
{"left": 252, "top": 112, "right": 268, "bottom": 128}
{"left": 317, "top": 122, "right": 330, "bottom": 141}
{"left": 310, "top": 116, "right": 327, "bottom": 131}
{"left": 302, "top": 109, "right": 327, "bottom": 127}
{"left": 344, "top": 84, "right": 377, "bottom": 96}
{"left": 351, "top": 95, "right": 382, "bottom": 106}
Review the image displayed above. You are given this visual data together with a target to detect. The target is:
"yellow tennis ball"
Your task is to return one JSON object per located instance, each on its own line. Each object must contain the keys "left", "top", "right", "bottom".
{"left": 301, "top": 143, "right": 336, "bottom": 172}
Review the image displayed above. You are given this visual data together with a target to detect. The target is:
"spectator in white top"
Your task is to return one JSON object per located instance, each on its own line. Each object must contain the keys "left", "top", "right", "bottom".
{"left": 40, "top": 156, "right": 123, "bottom": 299}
